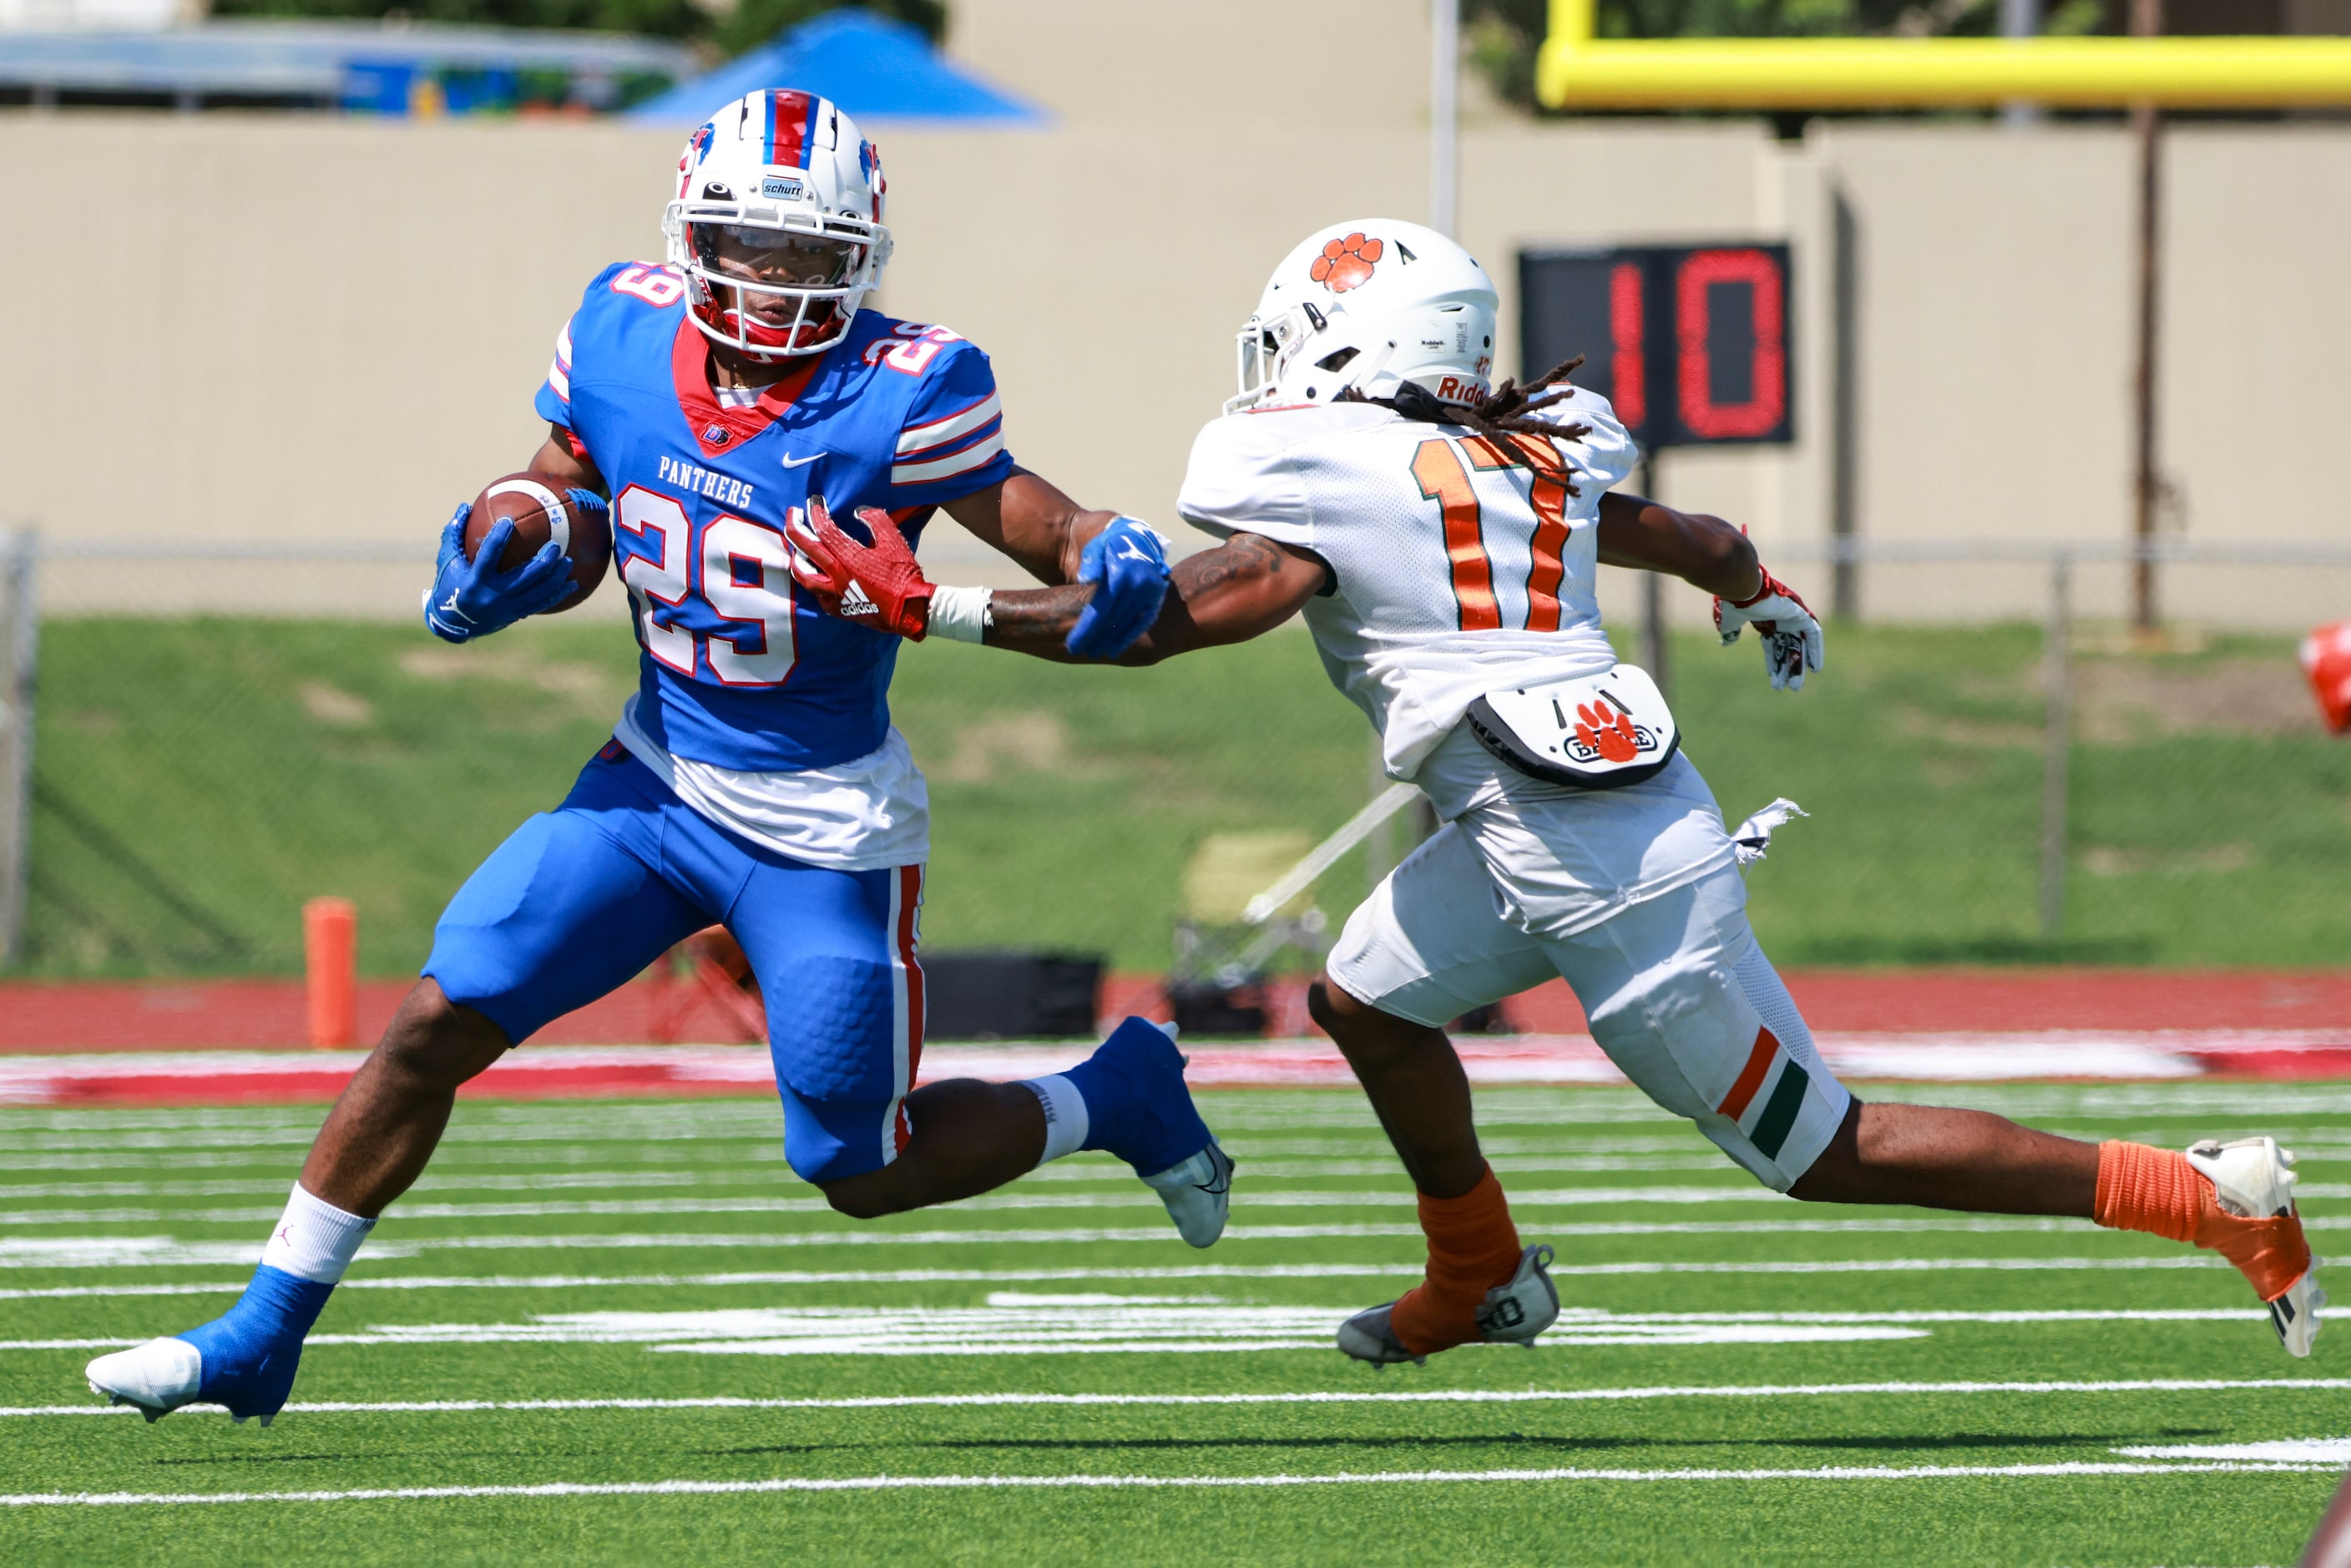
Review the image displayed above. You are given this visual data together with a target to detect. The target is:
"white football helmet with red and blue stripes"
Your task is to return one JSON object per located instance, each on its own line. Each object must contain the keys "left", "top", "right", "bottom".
{"left": 665, "top": 89, "right": 892, "bottom": 360}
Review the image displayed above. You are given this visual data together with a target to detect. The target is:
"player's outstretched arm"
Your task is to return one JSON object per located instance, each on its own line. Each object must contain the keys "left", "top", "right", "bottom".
{"left": 944, "top": 471, "right": 1171, "bottom": 657}
{"left": 1594, "top": 491, "right": 1759, "bottom": 597}
{"left": 787, "top": 499, "right": 1322, "bottom": 667}
{"left": 1597, "top": 491, "right": 1824, "bottom": 692}
{"left": 942, "top": 468, "right": 1112, "bottom": 587}
{"left": 987, "top": 531, "right": 1329, "bottom": 666}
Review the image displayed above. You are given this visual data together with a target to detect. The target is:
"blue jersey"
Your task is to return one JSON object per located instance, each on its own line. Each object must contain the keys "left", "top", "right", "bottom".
{"left": 536, "top": 261, "right": 1014, "bottom": 772}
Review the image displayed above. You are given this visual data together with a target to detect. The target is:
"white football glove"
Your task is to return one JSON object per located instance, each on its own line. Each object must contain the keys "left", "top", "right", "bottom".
{"left": 1713, "top": 569, "right": 1824, "bottom": 692}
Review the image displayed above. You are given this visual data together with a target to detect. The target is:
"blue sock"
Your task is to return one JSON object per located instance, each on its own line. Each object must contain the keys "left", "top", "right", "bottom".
{"left": 1062, "top": 1053, "right": 1143, "bottom": 1157}
{"left": 1061, "top": 1017, "right": 1212, "bottom": 1178}
{"left": 179, "top": 1264, "right": 335, "bottom": 1419}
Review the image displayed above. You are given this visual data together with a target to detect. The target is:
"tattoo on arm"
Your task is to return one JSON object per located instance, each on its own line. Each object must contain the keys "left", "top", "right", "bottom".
{"left": 983, "top": 584, "right": 1094, "bottom": 655}
{"left": 1180, "top": 533, "right": 1289, "bottom": 597}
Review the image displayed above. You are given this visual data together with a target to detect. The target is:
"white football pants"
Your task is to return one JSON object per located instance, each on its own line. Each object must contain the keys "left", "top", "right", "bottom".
{"left": 1327, "top": 828, "right": 1850, "bottom": 1191}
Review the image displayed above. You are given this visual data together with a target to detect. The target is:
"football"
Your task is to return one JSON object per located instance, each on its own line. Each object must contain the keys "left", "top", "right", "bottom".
{"left": 463, "top": 471, "right": 612, "bottom": 614}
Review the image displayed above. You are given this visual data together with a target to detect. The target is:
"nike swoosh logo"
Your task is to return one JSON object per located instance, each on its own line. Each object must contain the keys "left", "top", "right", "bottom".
{"left": 779, "top": 452, "right": 823, "bottom": 468}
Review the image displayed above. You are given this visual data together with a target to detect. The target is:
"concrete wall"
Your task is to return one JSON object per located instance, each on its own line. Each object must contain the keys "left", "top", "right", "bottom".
{"left": 943, "top": 0, "right": 1435, "bottom": 137}
{"left": 2, "top": 46, "right": 2346, "bottom": 623}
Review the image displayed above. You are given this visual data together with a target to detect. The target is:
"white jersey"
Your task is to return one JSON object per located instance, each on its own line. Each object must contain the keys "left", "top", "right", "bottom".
{"left": 1177, "top": 388, "right": 1636, "bottom": 781}
{"left": 614, "top": 694, "right": 930, "bottom": 873}
{"left": 1177, "top": 387, "right": 1737, "bottom": 937}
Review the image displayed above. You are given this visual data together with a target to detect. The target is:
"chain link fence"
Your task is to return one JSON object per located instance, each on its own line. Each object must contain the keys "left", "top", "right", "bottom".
{"left": 4, "top": 533, "right": 2349, "bottom": 983}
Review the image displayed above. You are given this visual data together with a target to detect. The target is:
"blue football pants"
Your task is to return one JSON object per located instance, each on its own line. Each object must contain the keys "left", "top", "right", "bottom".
{"left": 422, "top": 746, "right": 925, "bottom": 1183}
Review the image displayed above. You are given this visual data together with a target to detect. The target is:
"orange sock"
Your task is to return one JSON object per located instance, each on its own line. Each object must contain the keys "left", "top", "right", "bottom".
{"left": 1388, "top": 1166, "right": 1525, "bottom": 1356}
{"left": 2093, "top": 1140, "right": 2311, "bottom": 1301}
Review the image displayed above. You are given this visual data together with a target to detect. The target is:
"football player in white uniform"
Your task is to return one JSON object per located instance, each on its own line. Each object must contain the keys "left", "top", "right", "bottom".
{"left": 789, "top": 219, "right": 2321, "bottom": 1366}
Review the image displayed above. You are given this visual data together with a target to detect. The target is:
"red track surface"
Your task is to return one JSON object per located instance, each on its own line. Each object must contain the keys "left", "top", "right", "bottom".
{"left": 4, "top": 1028, "right": 2350, "bottom": 1110}
{"left": 1, "top": 968, "right": 2347, "bottom": 1107}
{"left": 5, "top": 970, "right": 2344, "bottom": 1053}
{"left": 0, "top": 979, "right": 741, "bottom": 1053}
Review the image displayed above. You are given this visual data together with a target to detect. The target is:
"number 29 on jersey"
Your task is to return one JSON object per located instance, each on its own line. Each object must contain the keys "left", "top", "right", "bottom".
{"left": 614, "top": 484, "right": 798, "bottom": 686}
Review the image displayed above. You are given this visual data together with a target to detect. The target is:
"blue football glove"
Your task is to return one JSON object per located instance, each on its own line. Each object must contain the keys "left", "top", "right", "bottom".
{"left": 422, "top": 501, "right": 581, "bottom": 644}
{"left": 1065, "top": 515, "right": 1171, "bottom": 660}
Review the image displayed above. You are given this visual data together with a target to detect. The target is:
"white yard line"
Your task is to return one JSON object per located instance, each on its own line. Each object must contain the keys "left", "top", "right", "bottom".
{"left": 13, "top": 1178, "right": 2351, "bottom": 1221}
{"left": 0, "top": 1156, "right": 1750, "bottom": 1191}
{"left": 0, "top": 1304, "right": 2272, "bottom": 1355}
{"left": 2118, "top": 1439, "right": 2351, "bottom": 1462}
{"left": 0, "top": 1171, "right": 719, "bottom": 1201}
{"left": 0, "top": 1146, "right": 796, "bottom": 1175}
{"left": 0, "top": 1460, "right": 2328, "bottom": 1506}
{"left": 428, "top": 1213, "right": 2337, "bottom": 1242}
{"left": 0, "top": 1215, "right": 2292, "bottom": 1268}
{"left": 0, "top": 1186, "right": 1821, "bottom": 1227}
{"left": 0, "top": 1134, "right": 1638, "bottom": 1173}
{"left": 17, "top": 1377, "right": 2351, "bottom": 1419}
{"left": 1, "top": 1265, "right": 1423, "bottom": 1299}
{"left": 1, "top": 1081, "right": 2339, "bottom": 1140}
{"left": 0, "top": 1252, "right": 2248, "bottom": 1302}
{"left": 1548, "top": 1256, "right": 2232, "bottom": 1276}
{"left": 0, "top": 1227, "right": 1446, "bottom": 1264}
{"left": 0, "top": 1254, "right": 2252, "bottom": 1301}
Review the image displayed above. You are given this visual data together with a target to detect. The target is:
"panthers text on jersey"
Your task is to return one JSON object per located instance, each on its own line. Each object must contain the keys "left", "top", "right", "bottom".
{"left": 1176, "top": 388, "right": 1635, "bottom": 782}
{"left": 539, "top": 260, "right": 1012, "bottom": 770}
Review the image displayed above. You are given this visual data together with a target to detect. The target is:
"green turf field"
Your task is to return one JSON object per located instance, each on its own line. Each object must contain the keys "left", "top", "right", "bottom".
{"left": 1, "top": 1080, "right": 2344, "bottom": 1564}
{"left": 23, "top": 614, "right": 2351, "bottom": 979}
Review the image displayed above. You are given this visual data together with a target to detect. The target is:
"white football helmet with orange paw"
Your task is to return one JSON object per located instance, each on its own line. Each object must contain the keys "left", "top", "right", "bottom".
{"left": 1228, "top": 219, "right": 1499, "bottom": 415}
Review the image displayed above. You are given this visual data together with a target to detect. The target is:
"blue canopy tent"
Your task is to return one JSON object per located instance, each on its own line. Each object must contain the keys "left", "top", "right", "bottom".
{"left": 625, "top": 9, "right": 1045, "bottom": 126}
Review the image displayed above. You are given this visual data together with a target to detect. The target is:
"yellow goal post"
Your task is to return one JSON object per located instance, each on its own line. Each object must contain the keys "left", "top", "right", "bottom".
{"left": 1535, "top": 0, "right": 2351, "bottom": 110}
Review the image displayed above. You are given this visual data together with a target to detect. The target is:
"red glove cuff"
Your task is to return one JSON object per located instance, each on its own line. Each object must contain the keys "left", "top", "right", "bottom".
{"left": 900, "top": 586, "right": 933, "bottom": 641}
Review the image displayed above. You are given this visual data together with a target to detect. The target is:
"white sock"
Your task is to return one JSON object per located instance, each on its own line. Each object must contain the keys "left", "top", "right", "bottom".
{"left": 1020, "top": 1075, "right": 1090, "bottom": 1166}
{"left": 258, "top": 1182, "right": 377, "bottom": 1285}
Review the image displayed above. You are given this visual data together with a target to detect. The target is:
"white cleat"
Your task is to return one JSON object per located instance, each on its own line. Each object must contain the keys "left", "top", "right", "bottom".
{"left": 1140, "top": 1141, "right": 1233, "bottom": 1249}
{"left": 1474, "top": 1244, "right": 1563, "bottom": 1345}
{"left": 1337, "top": 1244, "right": 1560, "bottom": 1367}
{"left": 2269, "top": 1274, "right": 2326, "bottom": 1360}
{"left": 2187, "top": 1136, "right": 2323, "bottom": 1358}
{"left": 86, "top": 1338, "right": 204, "bottom": 1424}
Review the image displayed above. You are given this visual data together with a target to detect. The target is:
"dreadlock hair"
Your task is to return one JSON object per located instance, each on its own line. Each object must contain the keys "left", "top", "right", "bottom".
{"left": 1339, "top": 354, "right": 1593, "bottom": 495}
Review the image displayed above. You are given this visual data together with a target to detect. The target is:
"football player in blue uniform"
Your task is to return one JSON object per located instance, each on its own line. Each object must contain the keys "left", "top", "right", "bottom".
{"left": 86, "top": 89, "right": 1232, "bottom": 1426}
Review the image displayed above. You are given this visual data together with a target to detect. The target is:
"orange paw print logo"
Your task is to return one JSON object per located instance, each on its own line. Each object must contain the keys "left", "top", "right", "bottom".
{"left": 1574, "top": 701, "right": 1641, "bottom": 764}
{"left": 1310, "top": 232, "right": 1383, "bottom": 293}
